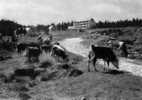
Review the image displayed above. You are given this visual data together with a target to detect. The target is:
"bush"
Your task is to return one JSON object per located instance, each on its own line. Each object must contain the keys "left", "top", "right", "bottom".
{"left": 39, "top": 54, "right": 56, "bottom": 68}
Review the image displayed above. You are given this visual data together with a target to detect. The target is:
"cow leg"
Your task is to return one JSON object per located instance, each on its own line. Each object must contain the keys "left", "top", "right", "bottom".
{"left": 57, "top": 56, "right": 60, "bottom": 62}
{"left": 88, "top": 59, "right": 91, "bottom": 72}
{"left": 37, "top": 56, "right": 39, "bottom": 62}
{"left": 106, "top": 60, "right": 110, "bottom": 72}
{"left": 34, "top": 56, "right": 39, "bottom": 62}
{"left": 103, "top": 60, "right": 107, "bottom": 72}
{"left": 50, "top": 51, "right": 52, "bottom": 56}
{"left": 45, "top": 48, "right": 48, "bottom": 53}
{"left": 27, "top": 57, "right": 30, "bottom": 62}
{"left": 93, "top": 57, "right": 97, "bottom": 71}
{"left": 31, "top": 57, "right": 34, "bottom": 63}
{"left": 103, "top": 59, "right": 109, "bottom": 72}
{"left": 28, "top": 56, "right": 32, "bottom": 63}
{"left": 107, "top": 60, "right": 109, "bottom": 67}
{"left": 50, "top": 48, "right": 54, "bottom": 56}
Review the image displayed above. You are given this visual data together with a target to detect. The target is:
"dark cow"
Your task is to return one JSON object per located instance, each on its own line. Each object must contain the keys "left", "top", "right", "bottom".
{"left": 16, "top": 42, "right": 41, "bottom": 55}
{"left": 51, "top": 43, "right": 68, "bottom": 62}
{"left": 16, "top": 43, "right": 27, "bottom": 54}
{"left": 25, "top": 46, "right": 42, "bottom": 63}
{"left": 88, "top": 45, "right": 119, "bottom": 71}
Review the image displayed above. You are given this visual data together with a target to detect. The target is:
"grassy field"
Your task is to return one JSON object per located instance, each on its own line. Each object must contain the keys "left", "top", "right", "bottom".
{"left": 0, "top": 28, "right": 142, "bottom": 100}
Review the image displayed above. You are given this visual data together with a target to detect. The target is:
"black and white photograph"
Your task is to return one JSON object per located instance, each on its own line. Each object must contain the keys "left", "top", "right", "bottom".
{"left": 0, "top": 0, "right": 142, "bottom": 100}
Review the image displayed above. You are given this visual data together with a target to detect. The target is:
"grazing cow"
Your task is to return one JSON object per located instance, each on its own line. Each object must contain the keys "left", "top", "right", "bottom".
{"left": 25, "top": 46, "right": 42, "bottom": 62}
{"left": 16, "top": 42, "right": 41, "bottom": 55}
{"left": 51, "top": 43, "right": 68, "bottom": 62}
{"left": 88, "top": 45, "right": 119, "bottom": 71}
{"left": 16, "top": 43, "right": 27, "bottom": 54}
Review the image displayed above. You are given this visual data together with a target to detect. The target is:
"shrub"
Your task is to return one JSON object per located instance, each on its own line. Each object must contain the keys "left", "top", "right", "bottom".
{"left": 39, "top": 54, "right": 56, "bottom": 68}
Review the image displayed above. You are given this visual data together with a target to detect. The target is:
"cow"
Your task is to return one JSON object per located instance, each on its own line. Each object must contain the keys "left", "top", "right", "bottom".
{"left": 16, "top": 42, "right": 41, "bottom": 55}
{"left": 25, "top": 46, "right": 42, "bottom": 63}
{"left": 50, "top": 42, "right": 68, "bottom": 62}
{"left": 88, "top": 45, "right": 119, "bottom": 72}
{"left": 16, "top": 43, "right": 28, "bottom": 55}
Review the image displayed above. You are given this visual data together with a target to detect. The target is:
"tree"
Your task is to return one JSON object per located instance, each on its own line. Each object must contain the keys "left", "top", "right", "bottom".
{"left": 0, "top": 19, "right": 21, "bottom": 36}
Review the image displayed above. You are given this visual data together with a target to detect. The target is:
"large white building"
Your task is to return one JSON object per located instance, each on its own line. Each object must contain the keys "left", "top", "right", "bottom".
{"left": 68, "top": 18, "right": 96, "bottom": 30}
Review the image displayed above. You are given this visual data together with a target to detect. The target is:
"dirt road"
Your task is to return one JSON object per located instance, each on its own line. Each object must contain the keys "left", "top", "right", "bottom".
{"left": 60, "top": 37, "right": 142, "bottom": 77}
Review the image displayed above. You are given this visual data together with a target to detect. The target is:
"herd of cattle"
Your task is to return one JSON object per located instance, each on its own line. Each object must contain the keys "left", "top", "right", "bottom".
{"left": 10, "top": 37, "right": 127, "bottom": 84}
{"left": 0, "top": 27, "right": 130, "bottom": 86}
{"left": 13, "top": 26, "right": 69, "bottom": 64}
{"left": 16, "top": 39, "right": 68, "bottom": 63}
{"left": 0, "top": 33, "right": 71, "bottom": 84}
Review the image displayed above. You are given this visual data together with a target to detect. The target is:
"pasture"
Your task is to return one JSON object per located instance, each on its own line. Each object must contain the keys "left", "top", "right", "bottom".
{"left": 0, "top": 28, "right": 142, "bottom": 100}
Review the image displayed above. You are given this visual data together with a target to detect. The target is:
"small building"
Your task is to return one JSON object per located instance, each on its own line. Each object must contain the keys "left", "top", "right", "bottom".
{"left": 68, "top": 18, "right": 96, "bottom": 30}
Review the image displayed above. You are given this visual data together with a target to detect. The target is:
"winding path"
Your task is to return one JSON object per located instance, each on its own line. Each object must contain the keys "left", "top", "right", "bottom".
{"left": 60, "top": 37, "right": 142, "bottom": 77}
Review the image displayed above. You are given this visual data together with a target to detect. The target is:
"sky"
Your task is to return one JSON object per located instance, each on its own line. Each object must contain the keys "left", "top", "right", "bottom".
{"left": 0, "top": 0, "right": 142, "bottom": 25}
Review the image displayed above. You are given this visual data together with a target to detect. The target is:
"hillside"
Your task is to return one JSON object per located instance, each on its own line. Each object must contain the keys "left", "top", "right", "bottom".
{"left": 0, "top": 50, "right": 142, "bottom": 100}
{"left": 0, "top": 28, "right": 142, "bottom": 100}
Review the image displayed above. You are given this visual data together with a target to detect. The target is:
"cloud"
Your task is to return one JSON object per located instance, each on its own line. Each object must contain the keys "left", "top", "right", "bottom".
{"left": 0, "top": 0, "right": 142, "bottom": 25}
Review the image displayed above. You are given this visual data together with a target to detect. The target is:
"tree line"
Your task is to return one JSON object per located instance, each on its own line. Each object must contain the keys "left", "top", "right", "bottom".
{"left": 93, "top": 18, "right": 142, "bottom": 28}
{"left": 1, "top": 18, "right": 142, "bottom": 33}
{"left": 52, "top": 18, "right": 142, "bottom": 30}
{"left": 32, "top": 21, "right": 73, "bottom": 32}
{"left": 53, "top": 22, "right": 73, "bottom": 31}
